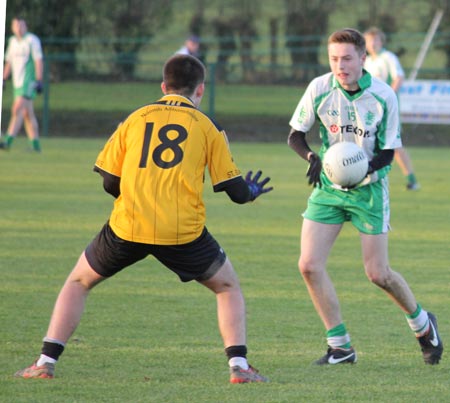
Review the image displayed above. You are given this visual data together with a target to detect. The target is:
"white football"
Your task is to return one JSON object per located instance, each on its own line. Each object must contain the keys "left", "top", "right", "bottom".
{"left": 323, "top": 142, "right": 369, "bottom": 187}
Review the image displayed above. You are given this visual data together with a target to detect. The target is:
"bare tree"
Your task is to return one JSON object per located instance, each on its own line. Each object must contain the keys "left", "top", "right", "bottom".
{"left": 285, "top": 0, "right": 336, "bottom": 83}
{"left": 78, "top": 0, "right": 172, "bottom": 80}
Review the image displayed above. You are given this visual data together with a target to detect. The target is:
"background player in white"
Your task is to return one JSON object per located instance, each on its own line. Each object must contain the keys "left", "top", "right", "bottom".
{"left": 1, "top": 17, "right": 43, "bottom": 152}
{"left": 364, "top": 26, "right": 419, "bottom": 190}
{"left": 175, "top": 34, "right": 201, "bottom": 59}
{"left": 288, "top": 28, "right": 442, "bottom": 365}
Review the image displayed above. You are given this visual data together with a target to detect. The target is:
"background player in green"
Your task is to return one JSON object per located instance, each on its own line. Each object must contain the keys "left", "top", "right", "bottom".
{"left": 1, "top": 17, "right": 43, "bottom": 152}
{"left": 15, "top": 54, "right": 272, "bottom": 383}
{"left": 364, "top": 26, "right": 420, "bottom": 190}
{"left": 288, "top": 28, "right": 442, "bottom": 365}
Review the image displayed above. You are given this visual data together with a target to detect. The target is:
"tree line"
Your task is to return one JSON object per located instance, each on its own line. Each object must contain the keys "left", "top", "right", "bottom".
{"left": 6, "top": 0, "right": 450, "bottom": 83}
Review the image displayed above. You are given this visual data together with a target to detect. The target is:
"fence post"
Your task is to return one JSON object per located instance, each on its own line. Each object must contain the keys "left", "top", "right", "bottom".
{"left": 42, "top": 58, "right": 50, "bottom": 136}
{"left": 208, "top": 62, "right": 216, "bottom": 118}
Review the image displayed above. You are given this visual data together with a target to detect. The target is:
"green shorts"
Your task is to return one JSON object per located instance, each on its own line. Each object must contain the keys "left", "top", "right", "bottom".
{"left": 14, "top": 80, "right": 37, "bottom": 100}
{"left": 303, "top": 178, "right": 390, "bottom": 234}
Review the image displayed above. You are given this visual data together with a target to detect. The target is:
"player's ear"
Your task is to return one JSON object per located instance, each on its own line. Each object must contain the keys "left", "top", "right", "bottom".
{"left": 195, "top": 82, "right": 205, "bottom": 97}
{"left": 161, "top": 82, "right": 167, "bottom": 94}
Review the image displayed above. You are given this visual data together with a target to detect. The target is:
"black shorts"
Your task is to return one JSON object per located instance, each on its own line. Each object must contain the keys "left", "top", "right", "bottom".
{"left": 85, "top": 223, "right": 226, "bottom": 282}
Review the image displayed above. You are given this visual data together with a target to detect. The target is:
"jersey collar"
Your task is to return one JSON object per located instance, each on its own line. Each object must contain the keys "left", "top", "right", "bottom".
{"left": 331, "top": 71, "right": 372, "bottom": 92}
{"left": 159, "top": 94, "right": 196, "bottom": 107}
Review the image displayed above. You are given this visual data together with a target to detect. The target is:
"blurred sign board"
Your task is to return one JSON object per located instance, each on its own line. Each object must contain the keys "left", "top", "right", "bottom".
{"left": 399, "top": 80, "right": 450, "bottom": 125}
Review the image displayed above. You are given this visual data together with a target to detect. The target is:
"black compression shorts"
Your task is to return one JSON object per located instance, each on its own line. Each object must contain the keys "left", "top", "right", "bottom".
{"left": 85, "top": 223, "right": 226, "bottom": 282}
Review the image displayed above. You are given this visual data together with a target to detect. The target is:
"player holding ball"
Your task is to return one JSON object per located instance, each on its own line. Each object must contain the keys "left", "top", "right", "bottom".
{"left": 288, "top": 28, "right": 442, "bottom": 365}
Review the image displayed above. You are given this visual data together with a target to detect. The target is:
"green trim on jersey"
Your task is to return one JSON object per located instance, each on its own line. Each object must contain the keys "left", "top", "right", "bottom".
{"left": 290, "top": 71, "right": 401, "bottom": 188}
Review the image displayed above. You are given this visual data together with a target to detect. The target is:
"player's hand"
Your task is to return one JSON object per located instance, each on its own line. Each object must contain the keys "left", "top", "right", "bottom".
{"left": 306, "top": 152, "right": 322, "bottom": 187}
{"left": 34, "top": 81, "right": 43, "bottom": 94}
{"left": 245, "top": 170, "right": 273, "bottom": 201}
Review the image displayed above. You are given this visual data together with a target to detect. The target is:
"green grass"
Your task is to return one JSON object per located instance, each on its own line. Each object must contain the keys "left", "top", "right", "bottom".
{"left": 1, "top": 138, "right": 450, "bottom": 402}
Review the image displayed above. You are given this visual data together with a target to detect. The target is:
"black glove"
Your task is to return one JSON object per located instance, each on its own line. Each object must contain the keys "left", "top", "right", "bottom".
{"left": 306, "top": 152, "right": 322, "bottom": 187}
{"left": 245, "top": 170, "right": 273, "bottom": 201}
{"left": 35, "top": 81, "right": 43, "bottom": 94}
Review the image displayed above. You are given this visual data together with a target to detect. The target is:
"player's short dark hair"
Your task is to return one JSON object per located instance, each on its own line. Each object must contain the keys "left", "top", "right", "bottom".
{"left": 328, "top": 28, "right": 366, "bottom": 55}
{"left": 163, "top": 55, "right": 205, "bottom": 96}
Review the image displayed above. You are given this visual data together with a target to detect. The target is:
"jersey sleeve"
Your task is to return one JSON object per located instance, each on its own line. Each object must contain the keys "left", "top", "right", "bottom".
{"left": 387, "top": 52, "right": 404, "bottom": 80}
{"left": 382, "top": 89, "right": 403, "bottom": 150}
{"left": 207, "top": 129, "right": 242, "bottom": 191}
{"left": 289, "top": 79, "right": 317, "bottom": 133}
{"left": 30, "top": 34, "right": 43, "bottom": 61}
{"left": 5, "top": 37, "right": 12, "bottom": 63}
{"left": 94, "top": 123, "right": 126, "bottom": 177}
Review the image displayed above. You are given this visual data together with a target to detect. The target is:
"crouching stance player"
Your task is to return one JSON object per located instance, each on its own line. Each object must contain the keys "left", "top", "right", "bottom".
{"left": 15, "top": 55, "right": 272, "bottom": 383}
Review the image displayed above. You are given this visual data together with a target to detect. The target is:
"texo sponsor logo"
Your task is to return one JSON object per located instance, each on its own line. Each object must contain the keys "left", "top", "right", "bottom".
{"left": 329, "top": 124, "right": 370, "bottom": 137}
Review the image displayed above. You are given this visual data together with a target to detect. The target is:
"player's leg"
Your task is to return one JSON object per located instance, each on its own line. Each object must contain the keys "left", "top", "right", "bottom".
{"left": 15, "top": 223, "right": 147, "bottom": 379}
{"left": 199, "top": 258, "right": 268, "bottom": 383}
{"left": 299, "top": 219, "right": 356, "bottom": 364}
{"left": 360, "top": 232, "right": 417, "bottom": 312}
{"left": 394, "top": 147, "right": 419, "bottom": 190}
{"left": 15, "top": 252, "right": 106, "bottom": 379}
{"left": 22, "top": 98, "right": 41, "bottom": 151}
{"left": 45, "top": 252, "right": 106, "bottom": 343}
{"left": 299, "top": 219, "right": 342, "bottom": 329}
{"left": 2, "top": 96, "right": 26, "bottom": 149}
{"left": 200, "top": 257, "right": 246, "bottom": 348}
{"left": 360, "top": 232, "right": 442, "bottom": 364}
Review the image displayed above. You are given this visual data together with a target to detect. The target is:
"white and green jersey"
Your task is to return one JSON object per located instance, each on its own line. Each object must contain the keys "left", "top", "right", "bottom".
{"left": 5, "top": 32, "right": 43, "bottom": 91}
{"left": 364, "top": 49, "right": 404, "bottom": 87}
{"left": 289, "top": 71, "right": 402, "bottom": 186}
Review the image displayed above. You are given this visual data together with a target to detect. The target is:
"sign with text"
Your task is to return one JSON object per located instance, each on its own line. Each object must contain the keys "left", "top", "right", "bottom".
{"left": 399, "top": 80, "right": 450, "bottom": 125}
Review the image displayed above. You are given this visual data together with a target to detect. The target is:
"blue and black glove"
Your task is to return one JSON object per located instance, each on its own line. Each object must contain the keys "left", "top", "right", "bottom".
{"left": 34, "top": 81, "right": 43, "bottom": 94}
{"left": 245, "top": 170, "right": 273, "bottom": 201}
{"left": 306, "top": 152, "right": 322, "bottom": 187}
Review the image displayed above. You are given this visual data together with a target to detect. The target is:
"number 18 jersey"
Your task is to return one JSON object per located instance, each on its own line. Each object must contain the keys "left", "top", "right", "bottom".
{"left": 95, "top": 94, "right": 241, "bottom": 245}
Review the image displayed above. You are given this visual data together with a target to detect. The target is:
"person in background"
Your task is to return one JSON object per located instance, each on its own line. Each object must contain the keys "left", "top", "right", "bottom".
{"left": 14, "top": 54, "right": 272, "bottom": 384}
{"left": 364, "top": 26, "right": 420, "bottom": 190}
{"left": 1, "top": 17, "right": 43, "bottom": 152}
{"left": 288, "top": 28, "right": 442, "bottom": 366}
{"left": 175, "top": 34, "right": 201, "bottom": 59}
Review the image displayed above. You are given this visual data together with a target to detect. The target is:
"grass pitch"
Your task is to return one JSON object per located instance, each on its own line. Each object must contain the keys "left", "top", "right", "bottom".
{"left": 1, "top": 138, "right": 449, "bottom": 402}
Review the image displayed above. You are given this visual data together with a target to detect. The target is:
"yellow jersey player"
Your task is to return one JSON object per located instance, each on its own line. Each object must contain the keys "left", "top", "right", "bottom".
{"left": 15, "top": 55, "right": 272, "bottom": 383}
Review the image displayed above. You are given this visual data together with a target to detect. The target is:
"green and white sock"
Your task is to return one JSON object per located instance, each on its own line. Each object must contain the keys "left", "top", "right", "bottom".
{"left": 327, "top": 323, "right": 351, "bottom": 349}
{"left": 30, "top": 138, "right": 41, "bottom": 152}
{"left": 6, "top": 134, "right": 14, "bottom": 148}
{"left": 406, "top": 304, "right": 429, "bottom": 337}
{"left": 407, "top": 173, "right": 417, "bottom": 185}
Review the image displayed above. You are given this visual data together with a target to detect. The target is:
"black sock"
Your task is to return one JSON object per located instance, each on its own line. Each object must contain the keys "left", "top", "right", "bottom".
{"left": 225, "top": 345, "right": 247, "bottom": 360}
{"left": 41, "top": 341, "right": 65, "bottom": 361}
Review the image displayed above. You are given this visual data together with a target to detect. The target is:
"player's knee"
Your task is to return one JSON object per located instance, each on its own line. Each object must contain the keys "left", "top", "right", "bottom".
{"left": 298, "top": 257, "right": 316, "bottom": 277}
{"left": 365, "top": 266, "right": 392, "bottom": 289}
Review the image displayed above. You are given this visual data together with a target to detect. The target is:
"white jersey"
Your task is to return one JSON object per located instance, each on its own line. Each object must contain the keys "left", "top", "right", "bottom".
{"left": 289, "top": 71, "right": 402, "bottom": 186}
{"left": 5, "top": 32, "right": 43, "bottom": 89}
{"left": 364, "top": 49, "right": 404, "bottom": 86}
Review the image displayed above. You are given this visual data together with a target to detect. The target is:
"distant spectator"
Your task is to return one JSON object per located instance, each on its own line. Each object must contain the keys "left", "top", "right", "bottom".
{"left": 176, "top": 34, "right": 201, "bottom": 59}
